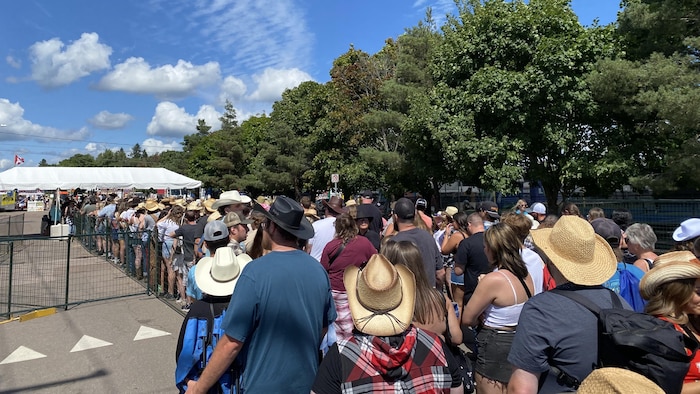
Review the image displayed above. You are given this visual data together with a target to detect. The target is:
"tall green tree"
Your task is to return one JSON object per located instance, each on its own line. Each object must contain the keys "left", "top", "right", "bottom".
{"left": 587, "top": 0, "right": 700, "bottom": 195}
{"left": 429, "top": 0, "right": 614, "bottom": 209}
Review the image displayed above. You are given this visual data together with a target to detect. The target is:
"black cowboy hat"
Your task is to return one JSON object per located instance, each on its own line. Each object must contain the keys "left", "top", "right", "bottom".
{"left": 253, "top": 196, "right": 315, "bottom": 240}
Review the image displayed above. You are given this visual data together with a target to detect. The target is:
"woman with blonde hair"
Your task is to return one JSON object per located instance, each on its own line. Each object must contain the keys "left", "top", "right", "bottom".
{"left": 640, "top": 251, "right": 700, "bottom": 392}
{"left": 463, "top": 222, "right": 534, "bottom": 394}
{"left": 382, "top": 240, "right": 462, "bottom": 345}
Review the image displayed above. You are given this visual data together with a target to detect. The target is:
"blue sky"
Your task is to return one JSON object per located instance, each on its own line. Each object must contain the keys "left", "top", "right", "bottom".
{"left": 0, "top": 0, "right": 621, "bottom": 171}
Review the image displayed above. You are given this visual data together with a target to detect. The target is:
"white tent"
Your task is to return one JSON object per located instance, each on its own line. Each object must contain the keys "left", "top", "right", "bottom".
{"left": 0, "top": 167, "right": 202, "bottom": 190}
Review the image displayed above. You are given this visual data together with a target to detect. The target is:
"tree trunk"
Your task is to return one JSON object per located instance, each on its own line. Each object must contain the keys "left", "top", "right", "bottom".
{"left": 541, "top": 179, "right": 561, "bottom": 215}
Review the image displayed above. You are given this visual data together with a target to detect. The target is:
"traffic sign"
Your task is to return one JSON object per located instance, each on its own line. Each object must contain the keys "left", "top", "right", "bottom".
{"left": 331, "top": 173, "right": 339, "bottom": 183}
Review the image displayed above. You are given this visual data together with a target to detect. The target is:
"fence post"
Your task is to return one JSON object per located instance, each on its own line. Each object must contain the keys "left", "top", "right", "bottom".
{"left": 6, "top": 241, "right": 14, "bottom": 317}
{"left": 64, "top": 235, "right": 72, "bottom": 310}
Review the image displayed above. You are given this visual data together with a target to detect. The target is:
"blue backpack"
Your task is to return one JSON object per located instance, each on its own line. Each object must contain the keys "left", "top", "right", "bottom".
{"left": 603, "top": 262, "right": 646, "bottom": 312}
{"left": 176, "top": 303, "right": 238, "bottom": 393}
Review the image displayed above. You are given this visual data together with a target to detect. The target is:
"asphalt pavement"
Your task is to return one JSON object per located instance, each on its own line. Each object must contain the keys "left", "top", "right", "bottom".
{"left": 0, "top": 210, "right": 186, "bottom": 393}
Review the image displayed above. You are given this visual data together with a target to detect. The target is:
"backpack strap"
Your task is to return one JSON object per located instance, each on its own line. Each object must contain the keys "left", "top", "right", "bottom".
{"left": 327, "top": 240, "right": 348, "bottom": 267}
{"left": 201, "top": 303, "right": 215, "bottom": 369}
{"left": 550, "top": 287, "right": 622, "bottom": 315}
{"left": 546, "top": 287, "right": 621, "bottom": 390}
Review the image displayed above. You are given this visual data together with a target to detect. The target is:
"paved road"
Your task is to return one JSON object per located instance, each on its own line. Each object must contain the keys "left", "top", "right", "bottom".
{"left": 0, "top": 210, "right": 186, "bottom": 393}
{"left": 0, "top": 296, "right": 183, "bottom": 393}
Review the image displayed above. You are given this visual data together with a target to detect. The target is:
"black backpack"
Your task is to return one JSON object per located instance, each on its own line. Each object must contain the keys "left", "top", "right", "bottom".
{"left": 551, "top": 288, "right": 697, "bottom": 394}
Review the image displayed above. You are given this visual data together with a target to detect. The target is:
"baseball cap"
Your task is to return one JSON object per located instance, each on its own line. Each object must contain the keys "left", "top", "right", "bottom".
{"left": 223, "top": 212, "right": 252, "bottom": 227}
{"left": 416, "top": 198, "right": 428, "bottom": 209}
{"left": 393, "top": 198, "right": 415, "bottom": 220}
{"left": 203, "top": 220, "right": 229, "bottom": 242}
{"left": 531, "top": 202, "right": 546, "bottom": 215}
{"left": 360, "top": 190, "right": 374, "bottom": 199}
{"left": 477, "top": 201, "right": 500, "bottom": 219}
{"left": 590, "top": 218, "right": 622, "bottom": 249}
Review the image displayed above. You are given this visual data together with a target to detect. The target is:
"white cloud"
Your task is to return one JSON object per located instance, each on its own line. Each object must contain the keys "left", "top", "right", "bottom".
{"left": 149, "top": 0, "right": 314, "bottom": 72}
{"left": 249, "top": 68, "right": 313, "bottom": 101}
{"left": 218, "top": 75, "right": 247, "bottom": 105}
{"left": 0, "top": 158, "right": 15, "bottom": 171}
{"left": 146, "top": 101, "right": 222, "bottom": 138}
{"left": 29, "top": 32, "right": 112, "bottom": 88}
{"left": 141, "top": 138, "right": 182, "bottom": 155}
{"left": 6, "top": 55, "right": 21, "bottom": 69}
{"left": 88, "top": 110, "right": 134, "bottom": 130}
{"left": 84, "top": 142, "right": 111, "bottom": 153}
{"left": 97, "top": 58, "right": 220, "bottom": 99}
{"left": 0, "top": 98, "right": 90, "bottom": 142}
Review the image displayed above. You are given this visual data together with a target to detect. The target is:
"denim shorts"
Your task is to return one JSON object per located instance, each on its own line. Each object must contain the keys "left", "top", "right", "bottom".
{"left": 451, "top": 270, "right": 465, "bottom": 286}
{"left": 475, "top": 326, "right": 516, "bottom": 383}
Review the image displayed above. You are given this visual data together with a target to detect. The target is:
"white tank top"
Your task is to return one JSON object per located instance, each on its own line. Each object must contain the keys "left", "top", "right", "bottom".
{"left": 483, "top": 270, "right": 526, "bottom": 327}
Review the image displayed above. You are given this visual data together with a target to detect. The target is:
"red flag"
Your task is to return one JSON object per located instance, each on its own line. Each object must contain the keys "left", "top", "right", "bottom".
{"left": 14, "top": 155, "right": 24, "bottom": 166}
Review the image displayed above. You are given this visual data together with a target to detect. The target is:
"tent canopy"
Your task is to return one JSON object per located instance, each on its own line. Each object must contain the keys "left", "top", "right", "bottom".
{"left": 0, "top": 167, "right": 202, "bottom": 190}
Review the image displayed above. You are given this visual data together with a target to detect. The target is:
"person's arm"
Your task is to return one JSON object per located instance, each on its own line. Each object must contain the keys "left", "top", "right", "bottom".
{"left": 461, "top": 274, "right": 498, "bottom": 327}
{"left": 441, "top": 228, "right": 463, "bottom": 254}
{"left": 185, "top": 334, "right": 243, "bottom": 394}
{"left": 445, "top": 297, "right": 462, "bottom": 344}
{"left": 508, "top": 368, "right": 540, "bottom": 394}
{"left": 682, "top": 381, "right": 700, "bottom": 394}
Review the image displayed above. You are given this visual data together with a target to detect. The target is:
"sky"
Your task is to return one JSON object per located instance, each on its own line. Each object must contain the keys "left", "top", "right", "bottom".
{"left": 0, "top": 0, "right": 621, "bottom": 171}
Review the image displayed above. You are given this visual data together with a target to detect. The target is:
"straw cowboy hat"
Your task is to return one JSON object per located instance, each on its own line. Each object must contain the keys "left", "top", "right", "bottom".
{"left": 195, "top": 247, "right": 252, "bottom": 296}
{"left": 304, "top": 207, "right": 320, "bottom": 221}
{"left": 202, "top": 198, "right": 217, "bottom": 213}
{"left": 172, "top": 198, "right": 187, "bottom": 208}
{"left": 577, "top": 367, "right": 663, "bottom": 394}
{"left": 444, "top": 206, "right": 458, "bottom": 218}
{"left": 212, "top": 190, "right": 252, "bottom": 210}
{"left": 186, "top": 200, "right": 202, "bottom": 212}
{"left": 640, "top": 251, "right": 700, "bottom": 300}
{"left": 530, "top": 215, "right": 617, "bottom": 286}
{"left": 344, "top": 254, "right": 416, "bottom": 336}
{"left": 143, "top": 199, "right": 160, "bottom": 212}
{"left": 252, "top": 196, "right": 314, "bottom": 240}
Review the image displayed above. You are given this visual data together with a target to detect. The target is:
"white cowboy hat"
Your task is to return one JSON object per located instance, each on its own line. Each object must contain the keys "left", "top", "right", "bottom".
{"left": 344, "top": 254, "right": 416, "bottom": 336}
{"left": 195, "top": 247, "right": 252, "bottom": 296}
{"left": 212, "top": 190, "right": 252, "bottom": 210}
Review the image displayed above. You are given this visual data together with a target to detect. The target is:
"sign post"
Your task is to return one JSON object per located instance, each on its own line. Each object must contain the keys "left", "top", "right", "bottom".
{"left": 331, "top": 173, "right": 339, "bottom": 194}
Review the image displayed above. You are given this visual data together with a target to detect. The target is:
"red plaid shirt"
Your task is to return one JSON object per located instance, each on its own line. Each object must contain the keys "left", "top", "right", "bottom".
{"left": 337, "top": 326, "right": 453, "bottom": 393}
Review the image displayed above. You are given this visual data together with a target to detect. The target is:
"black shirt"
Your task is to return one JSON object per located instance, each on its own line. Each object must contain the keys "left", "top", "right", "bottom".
{"left": 454, "top": 232, "right": 491, "bottom": 304}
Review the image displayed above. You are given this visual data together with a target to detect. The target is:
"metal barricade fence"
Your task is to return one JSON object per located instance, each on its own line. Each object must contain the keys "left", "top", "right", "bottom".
{"left": 568, "top": 199, "right": 700, "bottom": 252}
{"left": 0, "top": 213, "right": 171, "bottom": 319}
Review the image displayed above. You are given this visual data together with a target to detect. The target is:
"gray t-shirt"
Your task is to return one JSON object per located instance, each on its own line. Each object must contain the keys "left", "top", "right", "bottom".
{"left": 392, "top": 228, "right": 442, "bottom": 287}
{"left": 507, "top": 285, "right": 631, "bottom": 393}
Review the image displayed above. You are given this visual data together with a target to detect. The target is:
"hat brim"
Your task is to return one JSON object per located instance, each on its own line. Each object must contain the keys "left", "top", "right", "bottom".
{"left": 486, "top": 211, "right": 500, "bottom": 219}
{"left": 640, "top": 260, "right": 700, "bottom": 299}
{"left": 195, "top": 253, "right": 252, "bottom": 296}
{"left": 321, "top": 200, "right": 344, "bottom": 215}
{"left": 252, "top": 202, "right": 315, "bottom": 240}
{"left": 344, "top": 264, "right": 416, "bottom": 336}
{"left": 211, "top": 199, "right": 236, "bottom": 210}
{"left": 530, "top": 229, "right": 617, "bottom": 286}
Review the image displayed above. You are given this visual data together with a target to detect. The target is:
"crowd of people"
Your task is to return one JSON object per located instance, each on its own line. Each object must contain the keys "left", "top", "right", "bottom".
{"left": 69, "top": 190, "right": 700, "bottom": 393}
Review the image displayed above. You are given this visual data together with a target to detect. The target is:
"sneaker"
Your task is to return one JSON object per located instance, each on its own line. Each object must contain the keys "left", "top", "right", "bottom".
{"left": 164, "top": 293, "right": 175, "bottom": 300}
{"left": 181, "top": 303, "right": 191, "bottom": 311}
{"left": 176, "top": 298, "right": 183, "bottom": 304}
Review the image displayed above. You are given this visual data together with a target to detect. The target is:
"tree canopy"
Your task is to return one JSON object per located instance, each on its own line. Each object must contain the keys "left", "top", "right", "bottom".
{"left": 46, "top": 0, "right": 699, "bottom": 205}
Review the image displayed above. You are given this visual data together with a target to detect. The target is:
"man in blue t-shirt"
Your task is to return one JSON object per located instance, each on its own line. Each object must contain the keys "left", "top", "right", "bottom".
{"left": 186, "top": 196, "right": 336, "bottom": 394}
